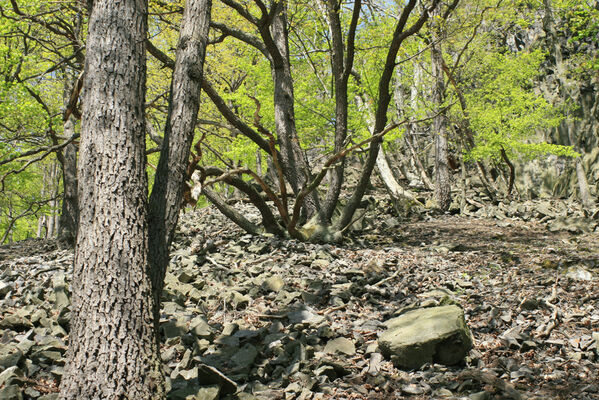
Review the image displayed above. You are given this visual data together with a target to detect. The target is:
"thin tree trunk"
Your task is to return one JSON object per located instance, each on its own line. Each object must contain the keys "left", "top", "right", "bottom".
{"left": 268, "top": 4, "right": 322, "bottom": 221}
{"left": 148, "top": 0, "right": 212, "bottom": 325}
{"left": 60, "top": 0, "right": 163, "bottom": 397}
{"left": 337, "top": 0, "right": 439, "bottom": 231}
{"left": 58, "top": 118, "right": 79, "bottom": 246}
{"left": 431, "top": 15, "right": 451, "bottom": 210}
{"left": 322, "top": 0, "right": 361, "bottom": 221}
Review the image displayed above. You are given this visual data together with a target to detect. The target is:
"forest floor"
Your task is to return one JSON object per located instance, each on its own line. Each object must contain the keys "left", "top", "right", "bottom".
{"left": 0, "top": 198, "right": 598, "bottom": 399}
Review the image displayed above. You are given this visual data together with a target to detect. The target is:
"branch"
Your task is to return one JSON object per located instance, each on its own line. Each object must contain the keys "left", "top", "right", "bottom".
{"left": 210, "top": 21, "right": 269, "bottom": 57}
{"left": 0, "top": 133, "right": 79, "bottom": 189}
{"left": 221, "top": 0, "right": 259, "bottom": 25}
{"left": 202, "top": 187, "right": 260, "bottom": 235}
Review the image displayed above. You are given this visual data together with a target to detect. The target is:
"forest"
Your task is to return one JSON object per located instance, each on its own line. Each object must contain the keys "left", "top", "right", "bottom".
{"left": 0, "top": 0, "right": 598, "bottom": 399}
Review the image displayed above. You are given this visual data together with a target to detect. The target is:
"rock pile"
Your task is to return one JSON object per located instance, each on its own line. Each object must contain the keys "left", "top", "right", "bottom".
{"left": 1, "top": 201, "right": 598, "bottom": 399}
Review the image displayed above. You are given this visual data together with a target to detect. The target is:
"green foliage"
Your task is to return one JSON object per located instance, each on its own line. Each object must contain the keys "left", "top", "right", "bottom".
{"left": 463, "top": 49, "right": 578, "bottom": 161}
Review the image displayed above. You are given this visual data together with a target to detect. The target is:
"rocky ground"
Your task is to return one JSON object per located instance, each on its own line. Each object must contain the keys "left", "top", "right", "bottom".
{"left": 0, "top": 197, "right": 598, "bottom": 400}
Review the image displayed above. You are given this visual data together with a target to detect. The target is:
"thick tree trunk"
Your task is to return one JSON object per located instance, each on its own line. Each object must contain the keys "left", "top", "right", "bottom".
{"left": 431, "top": 28, "right": 451, "bottom": 210}
{"left": 58, "top": 117, "right": 79, "bottom": 247}
{"left": 59, "top": 0, "right": 163, "bottom": 398}
{"left": 148, "top": 0, "right": 211, "bottom": 320}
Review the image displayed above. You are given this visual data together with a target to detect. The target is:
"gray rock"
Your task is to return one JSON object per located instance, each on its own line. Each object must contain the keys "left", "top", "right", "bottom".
{"left": 0, "top": 385, "right": 22, "bottom": 400}
{"left": 0, "top": 281, "right": 12, "bottom": 298}
{"left": 470, "top": 391, "right": 491, "bottom": 400}
{"left": 0, "top": 314, "right": 33, "bottom": 330}
{"left": 323, "top": 338, "right": 355, "bottom": 356}
{"left": 565, "top": 266, "right": 594, "bottom": 281}
{"left": 189, "top": 316, "right": 214, "bottom": 340}
{"left": 287, "top": 305, "right": 325, "bottom": 326}
{"left": 0, "top": 345, "right": 23, "bottom": 369}
{"left": 378, "top": 305, "right": 473, "bottom": 369}
{"left": 177, "top": 271, "right": 194, "bottom": 284}
{"left": 231, "top": 343, "right": 258, "bottom": 369}
{"left": 310, "top": 259, "right": 330, "bottom": 270}
{"left": 228, "top": 291, "right": 251, "bottom": 309}
{"left": 52, "top": 273, "right": 69, "bottom": 309}
{"left": 0, "top": 366, "right": 22, "bottom": 387}
{"left": 196, "top": 364, "right": 237, "bottom": 395}
{"left": 262, "top": 275, "right": 285, "bottom": 293}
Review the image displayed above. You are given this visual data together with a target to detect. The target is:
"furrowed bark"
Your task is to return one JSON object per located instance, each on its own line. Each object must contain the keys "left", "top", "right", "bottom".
{"left": 60, "top": 0, "right": 163, "bottom": 397}
{"left": 148, "top": 0, "right": 212, "bottom": 319}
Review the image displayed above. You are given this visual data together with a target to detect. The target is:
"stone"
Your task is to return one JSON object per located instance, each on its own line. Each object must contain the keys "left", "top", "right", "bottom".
{"left": 470, "top": 391, "right": 491, "bottom": 400}
{"left": 0, "top": 366, "right": 22, "bottom": 387}
{"left": 0, "top": 281, "right": 12, "bottom": 298}
{"left": 196, "top": 364, "right": 238, "bottom": 395}
{"left": 228, "top": 291, "right": 251, "bottom": 309}
{"left": 287, "top": 305, "right": 325, "bottom": 326}
{"left": 52, "top": 273, "right": 69, "bottom": 309}
{"left": 323, "top": 338, "right": 356, "bottom": 356}
{"left": 262, "top": 275, "right": 285, "bottom": 293}
{"left": 565, "top": 266, "right": 594, "bottom": 281}
{"left": 0, "top": 314, "right": 33, "bottom": 331}
{"left": 0, "top": 385, "right": 22, "bottom": 400}
{"left": 378, "top": 305, "right": 473, "bottom": 369}
{"left": 0, "top": 345, "right": 23, "bottom": 369}
{"left": 310, "top": 259, "right": 330, "bottom": 270}
{"left": 189, "top": 316, "right": 214, "bottom": 340}
{"left": 177, "top": 271, "right": 194, "bottom": 284}
{"left": 231, "top": 343, "right": 258, "bottom": 370}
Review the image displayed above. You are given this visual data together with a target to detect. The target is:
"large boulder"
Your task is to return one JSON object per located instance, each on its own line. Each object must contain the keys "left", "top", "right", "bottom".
{"left": 378, "top": 305, "right": 473, "bottom": 369}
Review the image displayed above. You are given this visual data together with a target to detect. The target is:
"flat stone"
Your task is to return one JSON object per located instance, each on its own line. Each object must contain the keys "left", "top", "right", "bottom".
{"left": 263, "top": 275, "right": 285, "bottom": 293}
{"left": 0, "top": 385, "right": 22, "bottom": 400}
{"left": 197, "top": 364, "right": 237, "bottom": 395}
{"left": 0, "top": 281, "right": 12, "bottom": 298}
{"left": 565, "top": 266, "right": 594, "bottom": 281}
{"left": 323, "top": 337, "right": 356, "bottom": 356}
{"left": 52, "top": 273, "right": 69, "bottom": 309}
{"left": 0, "top": 366, "right": 22, "bottom": 387}
{"left": 231, "top": 344, "right": 258, "bottom": 369}
{"left": 189, "top": 316, "right": 214, "bottom": 340}
{"left": 378, "top": 305, "right": 473, "bottom": 369}
{"left": 287, "top": 305, "right": 325, "bottom": 326}
{"left": 0, "top": 345, "right": 23, "bottom": 369}
{"left": 177, "top": 271, "right": 194, "bottom": 283}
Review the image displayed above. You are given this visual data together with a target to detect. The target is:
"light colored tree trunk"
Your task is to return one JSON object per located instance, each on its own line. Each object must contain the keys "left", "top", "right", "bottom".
{"left": 431, "top": 9, "right": 451, "bottom": 210}
{"left": 59, "top": 0, "right": 163, "bottom": 397}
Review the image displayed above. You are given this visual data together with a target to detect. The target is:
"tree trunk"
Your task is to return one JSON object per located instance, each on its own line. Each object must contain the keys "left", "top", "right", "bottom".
{"left": 148, "top": 0, "right": 211, "bottom": 321}
{"left": 431, "top": 10, "right": 451, "bottom": 210}
{"left": 57, "top": 118, "right": 79, "bottom": 247}
{"left": 322, "top": 0, "right": 361, "bottom": 221}
{"left": 59, "top": 0, "right": 163, "bottom": 398}
{"left": 268, "top": 4, "right": 322, "bottom": 221}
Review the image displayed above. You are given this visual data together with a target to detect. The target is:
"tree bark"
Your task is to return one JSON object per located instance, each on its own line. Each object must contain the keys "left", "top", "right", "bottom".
{"left": 59, "top": 0, "right": 163, "bottom": 398}
{"left": 267, "top": 3, "right": 322, "bottom": 221}
{"left": 148, "top": 0, "right": 211, "bottom": 323}
{"left": 322, "top": 0, "right": 361, "bottom": 221}
{"left": 57, "top": 117, "right": 79, "bottom": 247}
{"left": 431, "top": 11, "right": 451, "bottom": 210}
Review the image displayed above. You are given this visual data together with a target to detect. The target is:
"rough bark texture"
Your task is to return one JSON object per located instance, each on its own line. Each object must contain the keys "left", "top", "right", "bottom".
{"left": 59, "top": 0, "right": 163, "bottom": 398}
{"left": 148, "top": 0, "right": 211, "bottom": 319}
{"left": 267, "top": 4, "right": 322, "bottom": 221}
{"left": 57, "top": 118, "right": 79, "bottom": 247}
{"left": 431, "top": 14, "right": 451, "bottom": 211}
{"left": 322, "top": 0, "right": 361, "bottom": 222}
